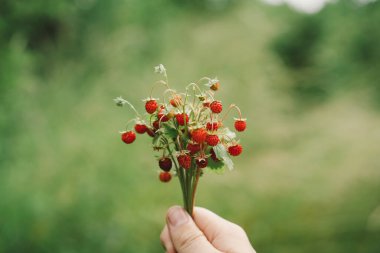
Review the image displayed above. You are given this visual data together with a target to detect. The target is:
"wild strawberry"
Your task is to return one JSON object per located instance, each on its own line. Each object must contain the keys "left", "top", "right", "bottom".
{"left": 157, "top": 106, "right": 169, "bottom": 122}
{"left": 210, "top": 148, "right": 220, "bottom": 162}
{"left": 121, "top": 131, "right": 136, "bottom": 144}
{"left": 134, "top": 124, "right": 147, "bottom": 134}
{"left": 153, "top": 120, "right": 160, "bottom": 131}
{"left": 195, "top": 157, "right": 208, "bottom": 169}
{"left": 175, "top": 113, "right": 189, "bottom": 126}
{"left": 170, "top": 95, "right": 182, "bottom": 107}
{"left": 234, "top": 119, "right": 247, "bottom": 132}
{"left": 159, "top": 171, "right": 172, "bottom": 182}
{"left": 177, "top": 154, "right": 191, "bottom": 169}
{"left": 206, "top": 122, "right": 219, "bottom": 131}
{"left": 159, "top": 157, "right": 172, "bottom": 172}
{"left": 146, "top": 128, "right": 155, "bottom": 137}
{"left": 187, "top": 142, "right": 201, "bottom": 155}
{"left": 210, "top": 101, "right": 223, "bottom": 114}
{"left": 206, "top": 134, "right": 219, "bottom": 146}
{"left": 228, "top": 144, "right": 243, "bottom": 156}
{"left": 192, "top": 128, "right": 207, "bottom": 143}
{"left": 145, "top": 99, "right": 158, "bottom": 114}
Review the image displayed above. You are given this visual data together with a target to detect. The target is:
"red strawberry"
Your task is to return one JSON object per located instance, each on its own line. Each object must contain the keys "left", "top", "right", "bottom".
{"left": 159, "top": 157, "right": 172, "bottom": 172}
{"left": 210, "top": 101, "right": 223, "bottom": 114}
{"left": 121, "top": 131, "right": 136, "bottom": 144}
{"left": 146, "top": 128, "right": 155, "bottom": 137}
{"left": 159, "top": 171, "right": 172, "bottom": 182}
{"left": 175, "top": 113, "right": 189, "bottom": 126}
{"left": 157, "top": 106, "right": 169, "bottom": 122}
{"left": 153, "top": 120, "right": 160, "bottom": 130}
{"left": 234, "top": 119, "right": 247, "bottom": 132}
{"left": 187, "top": 142, "right": 201, "bottom": 155}
{"left": 145, "top": 99, "right": 158, "bottom": 114}
{"left": 192, "top": 128, "right": 207, "bottom": 143}
{"left": 206, "top": 122, "right": 219, "bottom": 131}
{"left": 206, "top": 134, "right": 219, "bottom": 146}
{"left": 170, "top": 95, "right": 182, "bottom": 107}
{"left": 210, "top": 148, "right": 220, "bottom": 162}
{"left": 134, "top": 124, "right": 147, "bottom": 134}
{"left": 228, "top": 144, "right": 243, "bottom": 156}
{"left": 177, "top": 154, "right": 191, "bottom": 169}
{"left": 195, "top": 157, "right": 208, "bottom": 169}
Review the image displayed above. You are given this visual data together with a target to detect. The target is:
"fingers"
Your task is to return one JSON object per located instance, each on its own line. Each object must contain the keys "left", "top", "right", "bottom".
{"left": 160, "top": 225, "right": 176, "bottom": 253}
{"left": 193, "top": 207, "right": 256, "bottom": 253}
{"left": 166, "top": 206, "right": 220, "bottom": 253}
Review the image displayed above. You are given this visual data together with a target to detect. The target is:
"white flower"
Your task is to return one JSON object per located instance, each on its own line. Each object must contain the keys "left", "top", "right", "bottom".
{"left": 154, "top": 64, "right": 166, "bottom": 74}
{"left": 114, "top": 96, "right": 127, "bottom": 107}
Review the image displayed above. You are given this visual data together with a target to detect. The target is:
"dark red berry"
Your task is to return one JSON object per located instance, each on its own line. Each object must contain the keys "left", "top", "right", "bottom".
{"left": 159, "top": 171, "right": 172, "bottom": 182}
{"left": 210, "top": 148, "right": 220, "bottom": 162}
{"left": 206, "top": 134, "right": 219, "bottom": 146}
{"left": 196, "top": 157, "right": 208, "bottom": 169}
{"left": 192, "top": 128, "right": 207, "bottom": 143}
{"left": 187, "top": 142, "right": 201, "bottom": 155}
{"left": 177, "top": 154, "right": 191, "bottom": 169}
{"left": 159, "top": 157, "right": 172, "bottom": 172}
{"left": 206, "top": 122, "right": 219, "bottom": 131}
{"left": 234, "top": 120, "right": 247, "bottom": 132}
{"left": 146, "top": 128, "right": 155, "bottom": 137}
{"left": 228, "top": 144, "right": 243, "bottom": 156}
{"left": 153, "top": 120, "right": 160, "bottom": 130}
{"left": 134, "top": 124, "right": 147, "bottom": 134}
{"left": 175, "top": 113, "right": 189, "bottom": 126}
{"left": 210, "top": 101, "right": 223, "bottom": 114}
{"left": 121, "top": 131, "right": 136, "bottom": 144}
{"left": 145, "top": 99, "right": 158, "bottom": 114}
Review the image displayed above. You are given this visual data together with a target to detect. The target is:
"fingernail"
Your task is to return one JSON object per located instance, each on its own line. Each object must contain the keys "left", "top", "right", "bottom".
{"left": 168, "top": 206, "right": 188, "bottom": 227}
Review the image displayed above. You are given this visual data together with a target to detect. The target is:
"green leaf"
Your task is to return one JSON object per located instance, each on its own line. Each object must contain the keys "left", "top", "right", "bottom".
{"left": 207, "top": 157, "right": 225, "bottom": 171}
{"left": 162, "top": 123, "right": 178, "bottom": 139}
{"left": 213, "top": 144, "right": 234, "bottom": 170}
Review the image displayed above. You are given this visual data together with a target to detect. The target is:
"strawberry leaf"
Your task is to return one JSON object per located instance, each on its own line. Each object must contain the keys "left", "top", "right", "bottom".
{"left": 214, "top": 144, "right": 234, "bottom": 170}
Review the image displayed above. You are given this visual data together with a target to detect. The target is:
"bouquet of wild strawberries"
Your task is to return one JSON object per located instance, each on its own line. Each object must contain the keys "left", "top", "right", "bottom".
{"left": 114, "top": 64, "right": 246, "bottom": 216}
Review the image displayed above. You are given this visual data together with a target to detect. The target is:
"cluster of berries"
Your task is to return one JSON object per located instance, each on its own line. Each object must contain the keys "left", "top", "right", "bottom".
{"left": 115, "top": 64, "right": 247, "bottom": 215}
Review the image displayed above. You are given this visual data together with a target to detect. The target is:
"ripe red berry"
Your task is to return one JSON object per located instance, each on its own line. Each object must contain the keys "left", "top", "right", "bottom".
{"left": 146, "top": 128, "right": 155, "bottom": 137}
{"left": 206, "top": 134, "right": 219, "bottom": 146}
{"left": 175, "top": 113, "right": 189, "bottom": 126}
{"left": 159, "top": 157, "right": 172, "bottom": 172}
{"left": 187, "top": 142, "right": 201, "bottom": 155}
{"left": 159, "top": 171, "right": 172, "bottom": 182}
{"left": 145, "top": 99, "right": 158, "bottom": 114}
{"left": 228, "top": 144, "right": 243, "bottom": 156}
{"left": 134, "top": 124, "right": 147, "bottom": 134}
{"left": 210, "top": 148, "right": 220, "bottom": 162}
{"left": 121, "top": 131, "right": 136, "bottom": 144}
{"left": 195, "top": 157, "right": 208, "bottom": 169}
{"left": 206, "top": 122, "right": 219, "bottom": 131}
{"left": 210, "top": 101, "right": 223, "bottom": 114}
{"left": 177, "top": 154, "right": 191, "bottom": 169}
{"left": 234, "top": 119, "right": 247, "bottom": 132}
{"left": 192, "top": 128, "right": 207, "bottom": 143}
{"left": 153, "top": 120, "right": 160, "bottom": 130}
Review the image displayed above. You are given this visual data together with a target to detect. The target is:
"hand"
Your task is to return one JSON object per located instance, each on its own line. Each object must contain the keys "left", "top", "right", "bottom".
{"left": 160, "top": 206, "right": 256, "bottom": 253}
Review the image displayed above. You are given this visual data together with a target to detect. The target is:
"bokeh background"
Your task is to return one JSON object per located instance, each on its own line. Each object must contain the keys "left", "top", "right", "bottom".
{"left": 1, "top": 0, "right": 380, "bottom": 252}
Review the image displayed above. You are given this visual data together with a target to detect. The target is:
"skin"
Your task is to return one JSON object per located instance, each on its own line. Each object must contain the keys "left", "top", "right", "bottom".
{"left": 160, "top": 206, "right": 256, "bottom": 253}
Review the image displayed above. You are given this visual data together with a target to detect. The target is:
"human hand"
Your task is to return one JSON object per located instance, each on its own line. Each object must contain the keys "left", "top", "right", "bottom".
{"left": 160, "top": 206, "right": 256, "bottom": 253}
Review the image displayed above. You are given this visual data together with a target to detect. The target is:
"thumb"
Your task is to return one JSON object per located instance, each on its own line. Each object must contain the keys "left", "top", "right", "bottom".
{"left": 166, "top": 206, "right": 220, "bottom": 253}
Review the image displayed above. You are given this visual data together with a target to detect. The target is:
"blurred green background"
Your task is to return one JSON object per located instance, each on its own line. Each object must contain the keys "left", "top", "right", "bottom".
{"left": 1, "top": 0, "right": 380, "bottom": 252}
